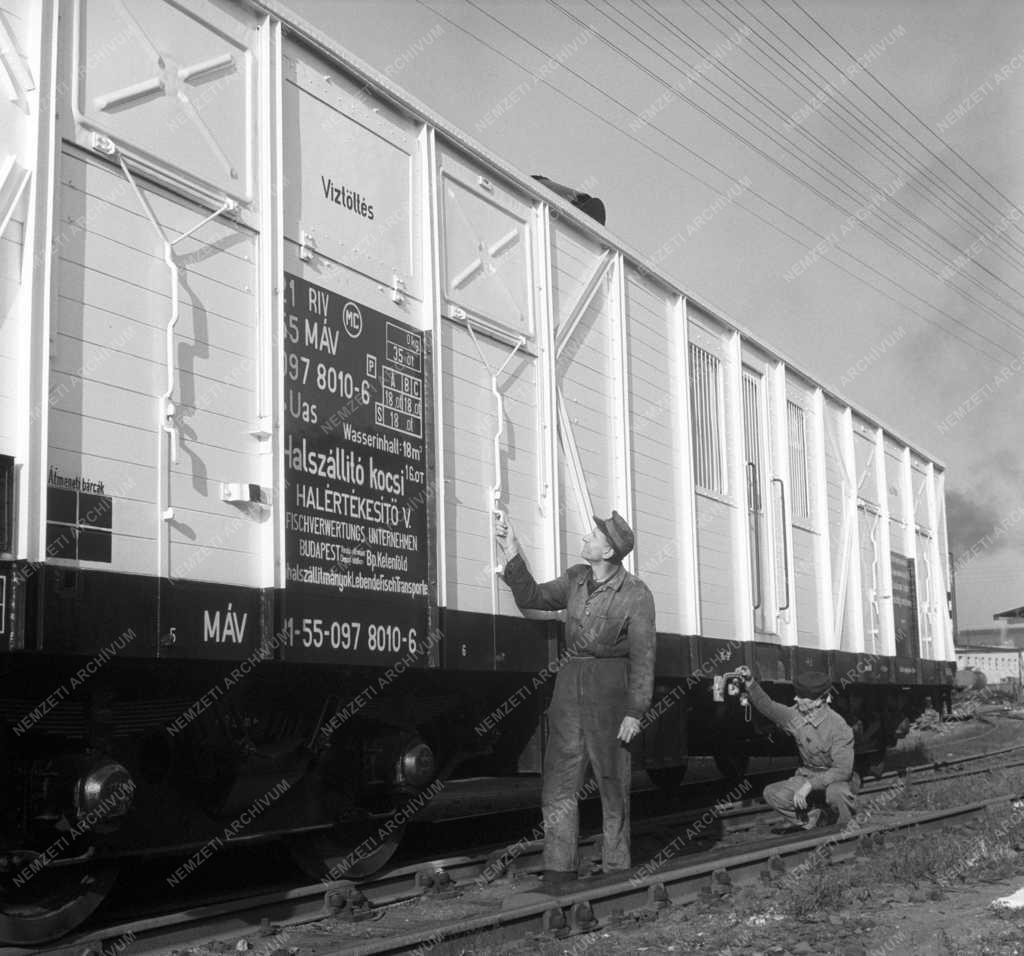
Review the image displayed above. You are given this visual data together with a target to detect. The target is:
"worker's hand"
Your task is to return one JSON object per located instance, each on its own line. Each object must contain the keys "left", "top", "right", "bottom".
{"left": 617, "top": 715, "right": 641, "bottom": 744}
{"left": 793, "top": 779, "right": 813, "bottom": 810}
{"left": 493, "top": 512, "right": 519, "bottom": 559}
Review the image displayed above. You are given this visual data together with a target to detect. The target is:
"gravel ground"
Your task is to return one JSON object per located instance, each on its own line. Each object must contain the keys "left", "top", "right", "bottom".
{"left": 468, "top": 712, "right": 1024, "bottom": 956}
{"left": 178, "top": 711, "right": 1024, "bottom": 956}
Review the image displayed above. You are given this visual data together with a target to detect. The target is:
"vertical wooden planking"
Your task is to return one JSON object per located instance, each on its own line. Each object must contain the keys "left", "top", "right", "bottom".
{"left": 810, "top": 388, "right": 836, "bottom": 649}
{"left": 724, "top": 330, "right": 753, "bottom": 644}
{"left": 885, "top": 437, "right": 911, "bottom": 657}
{"left": 441, "top": 325, "right": 539, "bottom": 613}
{"left": 0, "top": 213, "right": 22, "bottom": 451}
{"left": 0, "top": 0, "right": 35, "bottom": 466}
{"left": 927, "top": 464, "right": 953, "bottom": 661}
{"left": 771, "top": 361, "right": 796, "bottom": 645}
{"left": 899, "top": 445, "right": 920, "bottom": 657}
{"left": 785, "top": 377, "right": 820, "bottom": 647}
{"left": 738, "top": 349, "right": 777, "bottom": 640}
{"left": 259, "top": 12, "right": 284, "bottom": 592}
{"left": 624, "top": 270, "right": 686, "bottom": 633}
{"left": 840, "top": 407, "right": 866, "bottom": 653}
{"left": 494, "top": 338, "right": 543, "bottom": 619}
{"left": 611, "top": 253, "right": 633, "bottom": 572}
{"left": 687, "top": 311, "right": 736, "bottom": 640}
{"left": 432, "top": 148, "right": 542, "bottom": 615}
{"left": 551, "top": 223, "right": 617, "bottom": 566}
{"left": 899, "top": 447, "right": 915, "bottom": 566}
{"left": 24, "top": 0, "right": 58, "bottom": 562}
{"left": 424, "top": 127, "right": 447, "bottom": 608}
{"left": 675, "top": 297, "right": 700, "bottom": 636}
{"left": 873, "top": 428, "right": 895, "bottom": 656}
{"left": 533, "top": 201, "right": 559, "bottom": 585}
{"left": 910, "top": 454, "right": 934, "bottom": 658}
{"left": 823, "top": 401, "right": 847, "bottom": 645}
{"left": 853, "top": 419, "right": 881, "bottom": 653}
{"left": 51, "top": 152, "right": 260, "bottom": 583}
{"left": 912, "top": 458, "right": 931, "bottom": 530}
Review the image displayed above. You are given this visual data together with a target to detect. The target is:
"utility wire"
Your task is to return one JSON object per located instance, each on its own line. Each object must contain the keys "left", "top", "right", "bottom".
{"left": 461, "top": 0, "right": 1019, "bottom": 360}
{"left": 709, "top": 0, "right": 1024, "bottom": 276}
{"left": 551, "top": 0, "right": 1024, "bottom": 338}
{"left": 672, "top": 0, "right": 1024, "bottom": 287}
{"left": 609, "top": 0, "right": 1024, "bottom": 325}
{"left": 415, "top": 0, "right": 1012, "bottom": 362}
{"left": 786, "top": 0, "right": 1024, "bottom": 249}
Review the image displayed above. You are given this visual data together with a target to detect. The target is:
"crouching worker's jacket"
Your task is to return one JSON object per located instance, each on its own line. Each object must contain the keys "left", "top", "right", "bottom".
{"left": 746, "top": 680, "right": 854, "bottom": 788}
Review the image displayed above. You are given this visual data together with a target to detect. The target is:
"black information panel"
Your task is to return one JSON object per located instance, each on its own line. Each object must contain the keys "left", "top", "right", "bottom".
{"left": 283, "top": 273, "right": 428, "bottom": 664}
{"left": 890, "top": 552, "right": 919, "bottom": 659}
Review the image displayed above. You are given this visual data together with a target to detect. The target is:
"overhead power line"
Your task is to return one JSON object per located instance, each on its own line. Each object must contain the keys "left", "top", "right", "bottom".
{"left": 784, "top": 0, "right": 1024, "bottom": 250}
{"left": 549, "top": 0, "right": 1024, "bottom": 339}
{"left": 415, "top": 0, "right": 1015, "bottom": 363}
{"left": 690, "top": 0, "right": 1024, "bottom": 280}
{"left": 602, "top": 0, "right": 1024, "bottom": 329}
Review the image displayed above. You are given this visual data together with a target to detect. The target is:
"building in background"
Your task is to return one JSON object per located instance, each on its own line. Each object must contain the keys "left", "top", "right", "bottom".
{"left": 954, "top": 608, "right": 1024, "bottom": 696}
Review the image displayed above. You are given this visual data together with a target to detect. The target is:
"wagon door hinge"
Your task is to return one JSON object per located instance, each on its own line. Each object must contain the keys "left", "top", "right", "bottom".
{"left": 299, "top": 230, "right": 315, "bottom": 262}
{"left": 391, "top": 272, "right": 406, "bottom": 304}
{"left": 91, "top": 133, "right": 117, "bottom": 156}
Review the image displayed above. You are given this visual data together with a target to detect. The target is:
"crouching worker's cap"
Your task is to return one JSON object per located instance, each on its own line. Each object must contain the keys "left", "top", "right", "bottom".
{"left": 794, "top": 671, "right": 833, "bottom": 700}
{"left": 593, "top": 511, "right": 635, "bottom": 561}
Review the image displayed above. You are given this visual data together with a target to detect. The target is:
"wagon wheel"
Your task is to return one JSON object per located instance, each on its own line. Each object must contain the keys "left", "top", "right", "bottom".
{"left": 646, "top": 762, "right": 688, "bottom": 795}
{"left": 288, "top": 810, "right": 405, "bottom": 881}
{"left": 0, "top": 863, "right": 119, "bottom": 945}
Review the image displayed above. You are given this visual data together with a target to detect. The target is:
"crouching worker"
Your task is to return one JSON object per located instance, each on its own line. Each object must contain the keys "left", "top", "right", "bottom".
{"left": 740, "top": 668, "right": 856, "bottom": 831}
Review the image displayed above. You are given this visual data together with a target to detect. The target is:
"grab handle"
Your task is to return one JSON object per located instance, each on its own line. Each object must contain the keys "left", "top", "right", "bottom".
{"left": 772, "top": 477, "right": 791, "bottom": 611}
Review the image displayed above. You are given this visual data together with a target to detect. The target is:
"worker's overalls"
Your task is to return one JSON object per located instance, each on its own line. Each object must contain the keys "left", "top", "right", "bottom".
{"left": 501, "top": 553, "right": 656, "bottom": 875}
{"left": 542, "top": 657, "right": 631, "bottom": 872}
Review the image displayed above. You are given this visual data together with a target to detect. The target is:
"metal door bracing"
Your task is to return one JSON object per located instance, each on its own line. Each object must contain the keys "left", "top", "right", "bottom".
{"left": 553, "top": 246, "right": 622, "bottom": 569}
{"left": 911, "top": 467, "right": 938, "bottom": 660}
{"left": 915, "top": 529, "right": 936, "bottom": 659}
{"left": 852, "top": 430, "right": 883, "bottom": 656}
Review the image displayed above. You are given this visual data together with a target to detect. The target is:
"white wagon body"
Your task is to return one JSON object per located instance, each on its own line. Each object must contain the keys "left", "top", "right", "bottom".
{"left": 0, "top": 1, "right": 955, "bottom": 941}
{"left": 0, "top": 0, "right": 954, "bottom": 679}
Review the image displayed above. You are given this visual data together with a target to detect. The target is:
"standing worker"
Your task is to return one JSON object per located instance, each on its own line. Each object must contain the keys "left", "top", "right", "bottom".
{"left": 494, "top": 511, "right": 656, "bottom": 884}
{"left": 737, "top": 667, "right": 856, "bottom": 830}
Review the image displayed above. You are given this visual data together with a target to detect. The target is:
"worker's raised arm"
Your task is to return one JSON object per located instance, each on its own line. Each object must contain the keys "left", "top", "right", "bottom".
{"left": 495, "top": 513, "right": 571, "bottom": 611}
{"left": 745, "top": 678, "right": 797, "bottom": 729}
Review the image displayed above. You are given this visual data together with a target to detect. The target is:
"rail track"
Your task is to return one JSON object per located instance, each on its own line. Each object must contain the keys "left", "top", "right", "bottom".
{"left": 14, "top": 729, "right": 1024, "bottom": 956}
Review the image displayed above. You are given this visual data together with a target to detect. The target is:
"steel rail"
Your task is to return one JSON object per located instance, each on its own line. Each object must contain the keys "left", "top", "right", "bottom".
{"left": 325, "top": 790, "right": 1024, "bottom": 955}
{"left": 15, "top": 735, "right": 1024, "bottom": 956}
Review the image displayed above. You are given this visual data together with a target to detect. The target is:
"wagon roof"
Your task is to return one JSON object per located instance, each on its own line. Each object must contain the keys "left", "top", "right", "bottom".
{"left": 253, "top": 0, "right": 945, "bottom": 470}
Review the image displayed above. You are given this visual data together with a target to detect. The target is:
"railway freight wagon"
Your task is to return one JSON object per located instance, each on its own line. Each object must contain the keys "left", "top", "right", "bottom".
{"left": 0, "top": 0, "right": 955, "bottom": 942}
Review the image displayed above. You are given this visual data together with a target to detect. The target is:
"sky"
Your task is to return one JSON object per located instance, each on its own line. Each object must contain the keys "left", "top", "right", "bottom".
{"left": 289, "top": 0, "right": 1024, "bottom": 630}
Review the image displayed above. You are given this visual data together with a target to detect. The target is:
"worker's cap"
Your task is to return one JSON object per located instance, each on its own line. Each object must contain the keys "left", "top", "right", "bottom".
{"left": 793, "top": 670, "right": 833, "bottom": 700}
{"left": 593, "top": 511, "right": 635, "bottom": 561}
